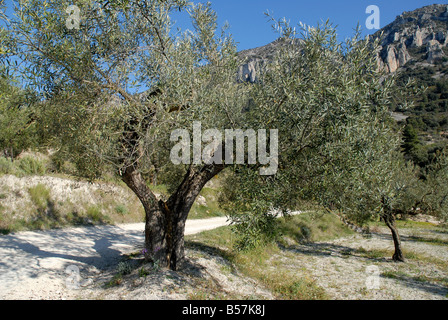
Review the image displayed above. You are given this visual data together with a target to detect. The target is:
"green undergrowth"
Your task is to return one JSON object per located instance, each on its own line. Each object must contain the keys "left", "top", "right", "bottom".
{"left": 189, "top": 187, "right": 226, "bottom": 219}
{"left": 0, "top": 155, "right": 48, "bottom": 177}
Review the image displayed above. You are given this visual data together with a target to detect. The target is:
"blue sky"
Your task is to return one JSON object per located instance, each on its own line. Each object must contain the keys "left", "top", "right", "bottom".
{"left": 174, "top": 1, "right": 447, "bottom": 51}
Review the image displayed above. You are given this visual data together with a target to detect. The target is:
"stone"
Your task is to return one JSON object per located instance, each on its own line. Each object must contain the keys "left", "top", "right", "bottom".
{"left": 426, "top": 40, "right": 445, "bottom": 63}
{"left": 397, "top": 42, "right": 411, "bottom": 66}
{"left": 371, "top": 4, "right": 448, "bottom": 73}
{"left": 238, "top": 59, "right": 263, "bottom": 83}
{"left": 412, "top": 28, "right": 423, "bottom": 47}
{"left": 386, "top": 46, "right": 398, "bottom": 73}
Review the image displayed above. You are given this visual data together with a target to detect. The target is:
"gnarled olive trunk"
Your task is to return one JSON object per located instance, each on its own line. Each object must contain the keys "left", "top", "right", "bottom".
{"left": 382, "top": 213, "right": 405, "bottom": 262}
{"left": 122, "top": 164, "right": 224, "bottom": 270}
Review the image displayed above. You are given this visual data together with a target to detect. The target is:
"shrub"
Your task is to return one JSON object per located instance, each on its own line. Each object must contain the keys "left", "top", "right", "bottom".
{"left": 231, "top": 211, "right": 279, "bottom": 251}
{"left": 138, "top": 267, "right": 150, "bottom": 278}
{"left": 427, "top": 92, "right": 439, "bottom": 101}
{"left": 86, "top": 206, "right": 103, "bottom": 222}
{"left": 117, "top": 261, "right": 133, "bottom": 275}
{"left": 17, "top": 156, "right": 46, "bottom": 176}
{"left": 299, "top": 224, "right": 312, "bottom": 242}
{"left": 115, "top": 204, "right": 128, "bottom": 215}
{"left": 436, "top": 81, "right": 448, "bottom": 94}
{"left": 28, "top": 184, "right": 50, "bottom": 210}
{"left": 0, "top": 157, "right": 13, "bottom": 174}
{"left": 0, "top": 155, "right": 48, "bottom": 176}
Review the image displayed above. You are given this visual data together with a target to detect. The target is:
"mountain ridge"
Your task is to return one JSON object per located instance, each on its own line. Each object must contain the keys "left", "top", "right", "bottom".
{"left": 373, "top": 4, "right": 448, "bottom": 73}
{"left": 237, "top": 4, "right": 448, "bottom": 78}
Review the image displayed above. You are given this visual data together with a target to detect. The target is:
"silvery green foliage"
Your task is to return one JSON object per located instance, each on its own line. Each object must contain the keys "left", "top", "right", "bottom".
{"left": 6, "top": 0, "right": 249, "bottom": 182}
{"left": 222, "top": 18, "right": 417, "bottom": 249}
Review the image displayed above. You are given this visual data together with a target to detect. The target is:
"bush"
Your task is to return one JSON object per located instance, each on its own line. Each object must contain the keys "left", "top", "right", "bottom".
{"left": 86, "top": 206, "right": 111, "bottom": 224}
{"left": 231, "top": 211, "right": 279, "bottom": 251}
{"left": 117, "top": 261, "right": 133, "bottom": 275}
{"left": 86, "top": 206, "right": 103, "bottom": 222}
{"left": 422, "top": 115, "right": 439, "bottom": 129}
{"left": 0, "top": 155, "right": 48, "bottom": 176}
{"left": 115, "top": 204, "right": 128, "bottom": 215}
{"left": 299, "top": 224, "right": 312, "bottom": 242}
{"left": 17, "top": 156, "right": 46, "bottom": 175}
{"left": 440, "top": 100, "right": 448, "bottom": 112}
{"left": 0, "top": 157, "right": 13, "bottom": 174}
{"left": 436, "top": 81, "right": 448, "bottom": 94}
{"left": 427, "top": 92, "right": 439, "bottom": 101}
{"left": 28, "top": 184, "right": 51, "bottom": 210}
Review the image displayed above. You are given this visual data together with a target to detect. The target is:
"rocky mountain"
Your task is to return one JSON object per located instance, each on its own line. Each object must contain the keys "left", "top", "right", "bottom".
{"left": 373, "top": 4, "right": 448, "bottom": 154}
{"left": 237, "top": 38, "right": 300, "bottom": 83}
{"left": 237, "top": 4, "right": 448, "bottom": 79}
{"left": 237, "top": 39, "right": 277, "bottom": 83}
{"left": 374, "top": 4, "right": 448, "bottom": 73}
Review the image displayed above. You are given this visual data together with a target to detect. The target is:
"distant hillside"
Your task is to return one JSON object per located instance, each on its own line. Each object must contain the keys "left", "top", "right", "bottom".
{"left": 373, "top": 4, "right": 448, "bottom": 73}
{"left": 372, "top": 4, "right": 448, "bottom": 165}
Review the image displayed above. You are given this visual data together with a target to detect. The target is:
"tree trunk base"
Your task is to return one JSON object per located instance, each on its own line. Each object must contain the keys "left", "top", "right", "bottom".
{"left": 392, "top": 252, "right": 406, "bottom": 262}
{"left": 123, "top": 164, "right": 224, "bottom": 271}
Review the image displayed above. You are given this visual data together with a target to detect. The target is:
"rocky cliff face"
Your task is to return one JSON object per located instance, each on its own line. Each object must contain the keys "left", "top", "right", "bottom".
{"left": 237, "top": 4, "right": 448, "bottom": 78}
{"left": 374, "top": 4, "right": 448, "bottom": 73}
{"left": 237, "top": 38, "right": 286, "bottom": 83}
{"left": 237, "top": 38, "right": 303, "bottom": 83}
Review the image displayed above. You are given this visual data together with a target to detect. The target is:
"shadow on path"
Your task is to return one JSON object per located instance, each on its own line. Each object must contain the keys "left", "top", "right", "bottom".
{"left": 0, "top": 224, "right": 144, "bottom": 292}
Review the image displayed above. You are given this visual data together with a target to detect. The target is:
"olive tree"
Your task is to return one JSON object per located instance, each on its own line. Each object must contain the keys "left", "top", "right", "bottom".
{"left": 6, "top": 0, "right": 251, "bottom": 270}
{"left": 221, "top": 19, "right": 422, "bottom": 262}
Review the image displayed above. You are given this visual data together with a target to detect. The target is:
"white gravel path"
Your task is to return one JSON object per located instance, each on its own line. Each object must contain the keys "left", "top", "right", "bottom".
{"left": 0, "top": 217, "right": 229, "bottom": 300}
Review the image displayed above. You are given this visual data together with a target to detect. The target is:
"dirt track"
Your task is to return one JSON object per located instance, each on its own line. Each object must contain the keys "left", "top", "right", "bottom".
{"left": 0, "top": 217, "right": 229, "bottom": 299}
